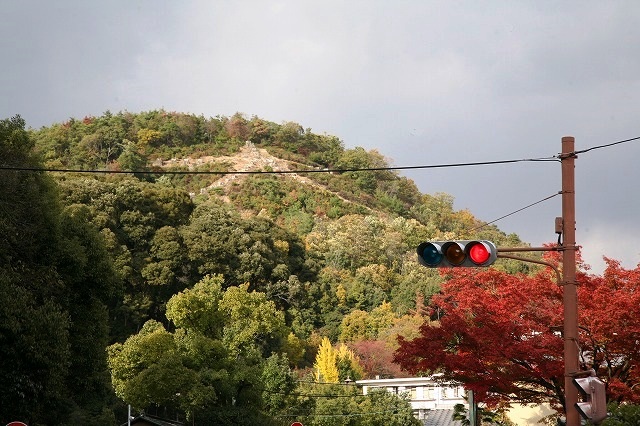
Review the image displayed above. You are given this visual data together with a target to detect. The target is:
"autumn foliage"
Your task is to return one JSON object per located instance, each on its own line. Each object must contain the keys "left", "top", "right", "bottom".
{"left": 394, "top": 254, "right": 640, "bottom": 412}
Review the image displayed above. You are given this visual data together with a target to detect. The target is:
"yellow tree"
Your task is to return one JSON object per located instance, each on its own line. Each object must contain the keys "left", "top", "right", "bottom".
{"left": 336, "top": 345, "right": 365, "bottom": 381}
{"left": 314, "top": 337, "right": 365, "bottom": 383}
{"left": 314, "top": 337, "right": 338, "bottom": 382}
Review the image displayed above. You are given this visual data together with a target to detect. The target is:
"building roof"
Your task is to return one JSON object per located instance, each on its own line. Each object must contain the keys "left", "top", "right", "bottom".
{"left": 422, "top": 409, "right": 463, "bottom": 426}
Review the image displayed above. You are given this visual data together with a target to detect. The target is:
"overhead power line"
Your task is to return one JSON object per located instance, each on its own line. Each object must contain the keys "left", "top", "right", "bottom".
{"left": 1, "top": 134, "right": 637, "bottom": 175}
{"left": 468, "top": 135, "right": 640, "bottom": 233}
{"left": 472, "top": 192, "right": 562, "bottom": 232}
{"left": 261, "top": 388, "right": 367, "bottom": 399}
{"left": 0, "top": 135, "right": 635, "bottom": 233}
{"left": 0, "top": 155, "right": 557, "bottom": 175}
{"left": 572, "top": 135, "right": 640, "bottom": 155}
{"left": 275, "top": 408, "right": 405, "bottom": 418}
{"left": 295, "top": 379, "right": 359, "bottom": 386}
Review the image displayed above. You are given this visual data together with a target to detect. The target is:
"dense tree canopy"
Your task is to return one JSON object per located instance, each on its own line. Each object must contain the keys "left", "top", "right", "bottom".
{"left": 3, "top": 110, "right": 627, "bottom": 424}
{"left": 108, "top": 275, "right": 290, "bottom": 424}
{"left": 0, "top": 116, "right": 118, "bottom": 425}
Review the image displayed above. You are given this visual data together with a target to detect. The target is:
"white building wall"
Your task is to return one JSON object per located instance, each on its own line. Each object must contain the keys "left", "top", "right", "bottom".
{"left": 357, "top": 377, "right": 468, "bottom": 417}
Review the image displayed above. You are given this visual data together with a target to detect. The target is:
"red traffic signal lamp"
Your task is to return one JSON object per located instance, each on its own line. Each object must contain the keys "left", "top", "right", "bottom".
{"left": 417, "top": 240, "right": 497, "bottom": 268}
{"left": 573, "top": 376, "right": 607, "bottom": 424}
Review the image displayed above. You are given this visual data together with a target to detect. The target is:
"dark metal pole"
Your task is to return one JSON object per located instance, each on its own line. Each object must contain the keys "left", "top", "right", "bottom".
{"left": 561, "top": 136, "right": 580, "bottom": 426}
{"left": 469, "top": 389, "right": 477, "bottom": 426}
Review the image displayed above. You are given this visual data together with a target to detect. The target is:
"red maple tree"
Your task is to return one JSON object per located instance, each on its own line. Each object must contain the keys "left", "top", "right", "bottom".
{"left": 394, "top": 254, "right": 640, "bottom": 412}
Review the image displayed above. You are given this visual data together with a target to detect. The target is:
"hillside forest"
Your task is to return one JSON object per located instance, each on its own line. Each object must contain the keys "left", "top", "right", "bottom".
{"left": 2, "top": 111, "right": 639, "bottom": 425}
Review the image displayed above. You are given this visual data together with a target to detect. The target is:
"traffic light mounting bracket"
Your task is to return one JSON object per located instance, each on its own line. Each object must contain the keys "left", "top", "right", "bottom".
{"left": 495, "top": 247, "right": 562, "bottom": 285}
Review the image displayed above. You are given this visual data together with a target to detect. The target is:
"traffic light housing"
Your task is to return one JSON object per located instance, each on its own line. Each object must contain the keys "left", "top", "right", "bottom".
{"left": 417, "top": 240, "right": 498, "bottom": 268}
{"left": 573, "top": 376, "right": 607, "bottom": 424}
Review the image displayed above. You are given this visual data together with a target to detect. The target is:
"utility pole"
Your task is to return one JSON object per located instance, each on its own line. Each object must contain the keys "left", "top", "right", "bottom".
{"left": 417, "top": 136, "right": 585, "bottom": 424}
{"left": 561, "top": 136, "right": 580, "bottom": 426}
{"left": 469, "top": 389, "right": 477, "bottom": 426}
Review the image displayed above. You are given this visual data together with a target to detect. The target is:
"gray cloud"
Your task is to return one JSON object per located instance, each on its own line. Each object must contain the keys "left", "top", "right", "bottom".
{"left": 2, "top": 0, "right": 639, "bottom": 273}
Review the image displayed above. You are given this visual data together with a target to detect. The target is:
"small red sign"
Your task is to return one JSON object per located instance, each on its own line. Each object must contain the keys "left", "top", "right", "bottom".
{"left": 290, "top": 422, "right": 303, "bottom": 426}
{"left": 7, "top": 422, "right": 28, "bottom": 426}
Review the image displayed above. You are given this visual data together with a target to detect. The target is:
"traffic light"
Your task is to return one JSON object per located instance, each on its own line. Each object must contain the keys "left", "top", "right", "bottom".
{"left": 573, "top": 376, "right": 607, "bottom": 424}
{"left": 416, "top": 240, "right": 498, "bottom": 268}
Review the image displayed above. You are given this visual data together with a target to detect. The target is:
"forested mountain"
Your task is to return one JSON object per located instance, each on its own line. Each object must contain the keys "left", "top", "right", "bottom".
{"left": 1, "top": 111, "right": 530, "bottom": 425}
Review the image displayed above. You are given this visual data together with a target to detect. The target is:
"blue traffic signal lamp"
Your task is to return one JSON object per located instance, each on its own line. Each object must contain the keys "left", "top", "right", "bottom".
{"left": 573, "top": 376, "right": 607, "bottom": 424}
{"left": 417, "top": 240, "right": 498, "bottom": 268}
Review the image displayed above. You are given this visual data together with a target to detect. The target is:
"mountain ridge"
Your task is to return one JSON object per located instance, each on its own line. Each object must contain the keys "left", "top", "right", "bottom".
{"left": 155, "top": 140, "right": 355, "bottom": 207}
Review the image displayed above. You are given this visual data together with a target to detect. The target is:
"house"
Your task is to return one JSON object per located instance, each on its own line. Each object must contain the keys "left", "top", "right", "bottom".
{"left": 356, "top": 376, "right": 466, "bottom": 424}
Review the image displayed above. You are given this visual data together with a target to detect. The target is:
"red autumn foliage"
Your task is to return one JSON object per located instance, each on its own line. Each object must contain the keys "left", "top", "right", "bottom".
{"left": 579, "top": 257, "right": 640, "bottom": 404}
{"left": 394, "top": 254, "right": 640, "bottom": 412}
{"left": 349, "top": 340, "right": 408, "bottom": 379}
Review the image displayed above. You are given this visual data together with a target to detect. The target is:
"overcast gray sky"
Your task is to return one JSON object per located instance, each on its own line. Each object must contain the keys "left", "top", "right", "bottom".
{"left": 2, "top": 1, "right": 639, "bottom": 274}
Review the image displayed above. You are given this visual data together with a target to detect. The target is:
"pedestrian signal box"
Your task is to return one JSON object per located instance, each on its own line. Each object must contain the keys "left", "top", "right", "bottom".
{"left": 573, "top": 376, "right": 607, "bottom": 424}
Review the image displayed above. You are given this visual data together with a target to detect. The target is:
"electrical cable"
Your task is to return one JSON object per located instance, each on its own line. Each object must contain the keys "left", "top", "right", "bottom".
{"left": 2, "top": 134, "right": 638, "bottom": 175}
{"left": 471, "top": 192, "right": 561, "bottom": 232}
{"left": 468, "top": 134, "right": 640, "bottom": 231}
{"left": 572, "top": 135, "right": 640, "bottom": 155}
{"left": 275, "top": 408, "right": 404, "bottom": 418}
{"left": 260, "top": 387, "right": 367, "bottom": 399}
{"left": 0, "top": 155, "right": 558, "bottom": 176}
{"left": 2, "top": 135, "right": 636, "bottom": 233}
{"left": 247, "top": 380, "right": 366, "bottom": 399}
{"left": 295, "top": 380, "right": 360, "bottom": 386}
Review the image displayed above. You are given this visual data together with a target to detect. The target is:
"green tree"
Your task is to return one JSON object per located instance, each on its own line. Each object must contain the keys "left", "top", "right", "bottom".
{"left": 182, "top": 201, "right": 308, "bottom": 290}
{"left": 452, "top": 403, "right": 515, "bottom": 426}
{"left": 336, "top": 344, "right": 365, "bottom": 382}
{"left": 604, "top": 403, "right": 640, "bottom": 425}
{"left": 306, "top": 133, "right": 344, "bottom": 167}
{"left": 55, "top": 175, "right": 194, "bottom": 336}
{"left": 0, "top": 276, "right": 71, "bottom": 424}
{"left": 116, "top": 138, "right": 148, "bottom": 171}
{"left": 55, "top": 204, "right": 120, "bottom": 420}
{"left": 260, "top": 353, "right": 296, "bottom": 416}
{"left": 141, "top": 225, "right": 190, "bottom": 288}
{"left": 339, "top": 310, "right": 370, "bottom": 342}
{"left": 107, "top": 320, "right": 195, "bottom": 410}
{"left": 219, "top": 283, "right": 288, "bottom": 360}
{"left": 292, "top": 384, "right": 420, "bottom": 426}
{"left": 274, "top": 121, "right": 304, "bottom": 150}
{"left": 0, "top": 115, "right": 119, "bottom": 424}
{"left": 358, "top": 388, "right": 421, "bottom": 426}
{"left": 335, "top": 147, "right": 392, "bottom": 194}
{"left": 109, "top": 275, "right": 290, "bottom": 424}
